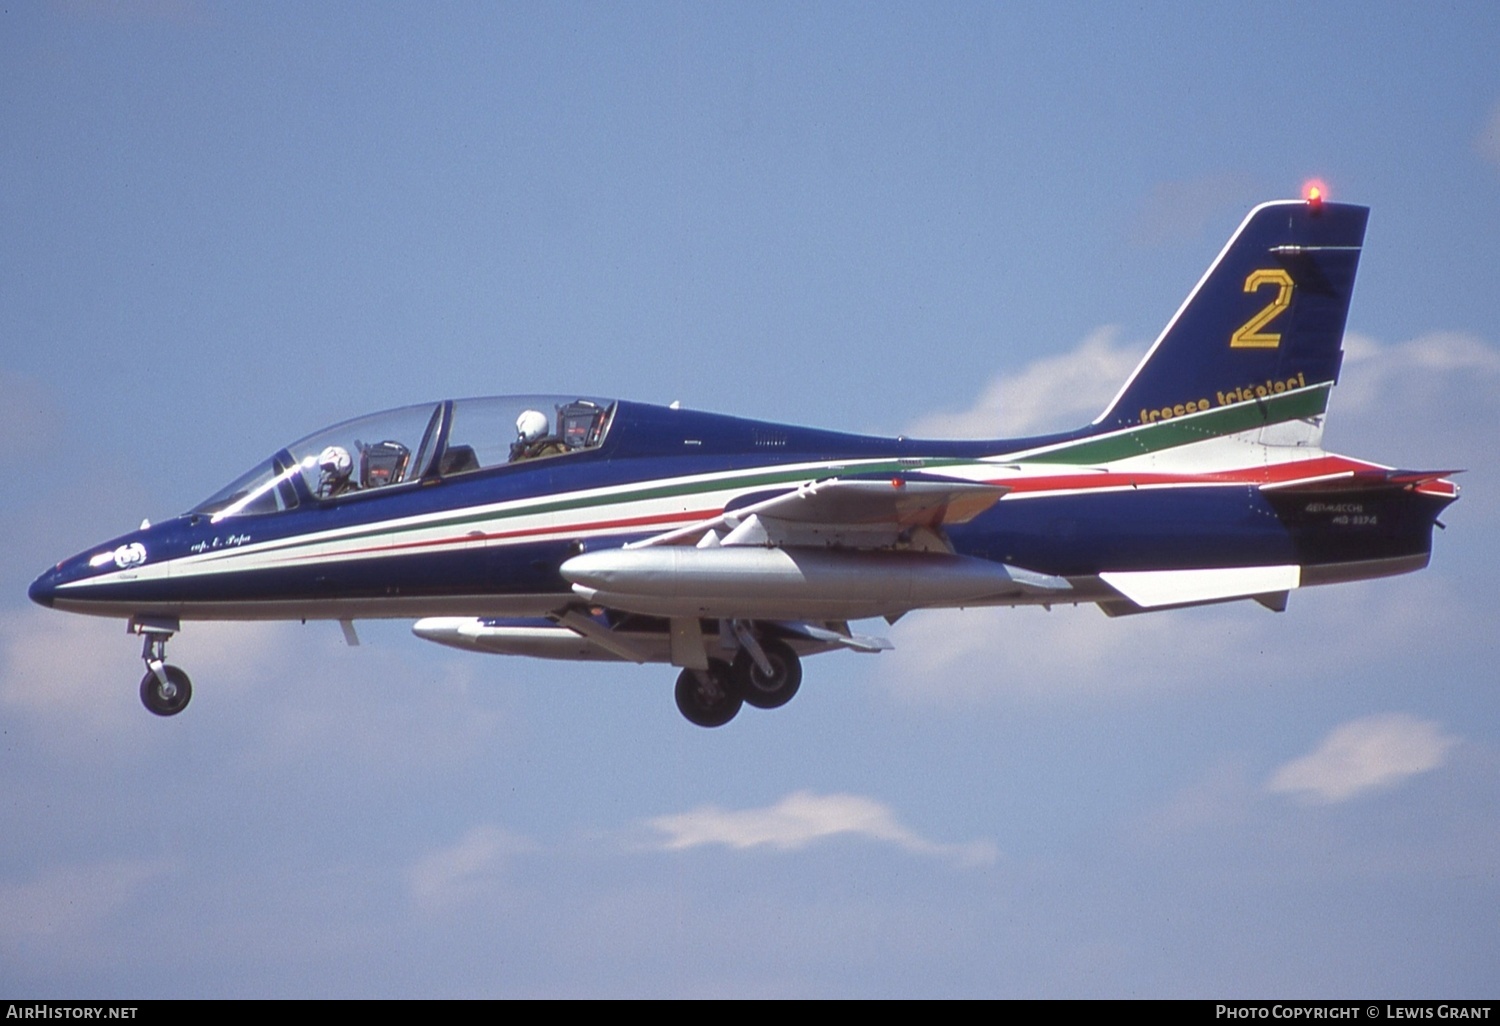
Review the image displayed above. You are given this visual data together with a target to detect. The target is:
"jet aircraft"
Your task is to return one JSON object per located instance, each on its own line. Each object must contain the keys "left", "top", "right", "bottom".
{"left": 28, "top": 196, "right": 1458, "bottom": 726}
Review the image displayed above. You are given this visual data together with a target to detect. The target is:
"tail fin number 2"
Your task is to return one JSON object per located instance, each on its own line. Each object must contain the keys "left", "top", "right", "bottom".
{"left": 1230, "top": 268, "right": 1294, "bottom": 349}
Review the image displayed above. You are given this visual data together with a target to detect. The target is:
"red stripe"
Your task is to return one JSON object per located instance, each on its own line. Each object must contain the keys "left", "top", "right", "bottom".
{"left": 1415, "top": 479, "right": 1459, "bottom": 497}
{"left": 266, "top": 454, "right": 1455, "bottom": 567}
{"left": 989, "top": 455, "right": 1378, "bottom": 494}
{"left": 278, "top": 506, "right": 721, "bottom": 563}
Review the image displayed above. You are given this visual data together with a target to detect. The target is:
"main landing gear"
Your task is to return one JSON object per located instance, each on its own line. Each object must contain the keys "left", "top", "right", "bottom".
{"left": 673, "top": 631, "right": 803, "bottom": 728}
{"left": 675, "top": 661, "right": 741, "bottom": 728}
{"left": 130, "top": 616, "right": 192, "bottom": 717}
{"left": 733, "top": 637, "right": 802, "bottom": 710}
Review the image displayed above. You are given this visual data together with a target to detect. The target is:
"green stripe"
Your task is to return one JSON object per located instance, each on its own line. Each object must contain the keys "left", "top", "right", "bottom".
{"left": 200, "top": 386, "right": 1332, "bottom": 566}
{"left": 1017, "top": 384, "right": 1331, "bottom": 466}
{"left": 234, "top": 456, "right": 974, "bottom": 560}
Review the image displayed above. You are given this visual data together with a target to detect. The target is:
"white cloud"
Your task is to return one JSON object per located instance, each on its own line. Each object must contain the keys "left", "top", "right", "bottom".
{"left": 408, "top": 825, "right": 538, "bottom": 914}
{"left": 907, "top": 327, "right": 1143, "bottom": 438}
{"left": 645, "top": 791, "right": 997, "bottom": 867}
{"left": 1337, "top": 330, "right": 1500, "bottom": 414}
{"left": 0, "top": 608, "right": 284, "bottom": 738}
{"left": 909, "top": 326, "right": 1500, "bottom": 446}
{"left": 874, "top": 563, "right": 1479, "bottom": 711}
{"left": 1266, "top": 714, "right": 1457, "bottom": 804}
{"left": 1328, "top": 330, "right": 1500, "bottom": 475}
{"left": 0, "top": 609, "right": 148, "bottom": 732}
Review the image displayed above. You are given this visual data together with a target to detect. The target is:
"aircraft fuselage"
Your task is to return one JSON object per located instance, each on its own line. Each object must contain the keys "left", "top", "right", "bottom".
{"left": 28, "top": 399, "right": 1452, "bottom": 623}
{"left": 26, "top": 199, "right": 1461, "bottom": 725}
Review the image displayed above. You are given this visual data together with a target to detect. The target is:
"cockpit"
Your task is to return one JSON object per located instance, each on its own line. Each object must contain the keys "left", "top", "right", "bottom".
{"left": 192, "top": 396, "right": 615, "bottom": 521}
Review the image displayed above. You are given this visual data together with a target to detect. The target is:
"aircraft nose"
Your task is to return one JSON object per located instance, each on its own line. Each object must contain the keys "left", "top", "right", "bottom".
{"left": 28, "top": 567, "right": 59, "bottom": 608}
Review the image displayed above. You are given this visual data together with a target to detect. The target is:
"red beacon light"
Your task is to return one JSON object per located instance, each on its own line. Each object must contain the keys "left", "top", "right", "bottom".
{"left": 1303, "top": 180, "right": 1327, "bottom": 210}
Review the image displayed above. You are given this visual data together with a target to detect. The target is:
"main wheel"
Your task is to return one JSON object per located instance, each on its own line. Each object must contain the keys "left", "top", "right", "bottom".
{"left": 732, "top": 639, "right": 802, "bottom": 710}
{"left": 139, "top": 665, "right": 192, "bottom": 717}
{"left": 674, "top": 661, "right": 742, "bottom": 728}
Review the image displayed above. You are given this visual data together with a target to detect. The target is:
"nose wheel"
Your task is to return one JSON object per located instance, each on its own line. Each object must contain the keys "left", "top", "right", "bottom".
{"left": 140, "top": 664, "right": 193, "bottom": 717}
{"left": 130, "top": 615, "right": 192, "bottom": 717}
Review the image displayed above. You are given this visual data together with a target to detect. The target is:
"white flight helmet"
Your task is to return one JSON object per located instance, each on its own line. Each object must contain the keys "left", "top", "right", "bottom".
{"left": 516, "top": 409, "right": 549, "bottom": 444}
{"left": 318, "top": 445, "right": 352, "bottom": 478}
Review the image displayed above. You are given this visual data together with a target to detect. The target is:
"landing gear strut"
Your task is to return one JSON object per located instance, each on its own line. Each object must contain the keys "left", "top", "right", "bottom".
{"left": 131, "top": 616, "right": 192, "bottom": 717}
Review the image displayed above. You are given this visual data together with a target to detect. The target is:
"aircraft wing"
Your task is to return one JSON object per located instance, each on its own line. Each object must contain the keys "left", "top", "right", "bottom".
{"left": 564, "top": 475, "right": 1065, "bottom": 623}
{"left": 627, "top": 475, "right": 1009, "bottom": 551}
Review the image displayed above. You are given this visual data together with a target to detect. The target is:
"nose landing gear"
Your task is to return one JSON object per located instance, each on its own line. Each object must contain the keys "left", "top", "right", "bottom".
{"left": 130, "top": 616, "right": 193, "bottom": 717}
{"left": 140, "top": 664, "right": 193, "bottom": 717}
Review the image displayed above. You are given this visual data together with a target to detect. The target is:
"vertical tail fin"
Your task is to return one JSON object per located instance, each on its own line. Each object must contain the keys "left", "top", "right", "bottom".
{"left": 1094, "top": 198, "right": 1368, "bottom": 440}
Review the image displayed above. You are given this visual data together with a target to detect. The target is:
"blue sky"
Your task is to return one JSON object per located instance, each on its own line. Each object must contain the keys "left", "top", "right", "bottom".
{"left": 2, "top": 1, "right": 1498, "bottom": 997}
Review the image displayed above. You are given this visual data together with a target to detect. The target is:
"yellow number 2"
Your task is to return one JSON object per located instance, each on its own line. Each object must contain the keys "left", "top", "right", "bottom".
{"left": 1230, "top": 268, "right": 1294, "bottom": 349}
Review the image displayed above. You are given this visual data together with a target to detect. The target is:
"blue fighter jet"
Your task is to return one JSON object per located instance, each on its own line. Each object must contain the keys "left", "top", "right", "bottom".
{"left": 29, "top": 195, "right": 1458, "bottom": 726}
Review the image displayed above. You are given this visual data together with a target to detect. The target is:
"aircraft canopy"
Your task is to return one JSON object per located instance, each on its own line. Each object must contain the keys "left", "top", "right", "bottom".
{"left": 191, "top": 396, "right": 615, "bottom": 520}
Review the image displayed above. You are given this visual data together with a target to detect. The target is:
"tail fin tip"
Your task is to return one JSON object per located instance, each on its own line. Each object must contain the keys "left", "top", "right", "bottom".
{"left": 1095, "top": 198, "right": 1369, "bottom": 436}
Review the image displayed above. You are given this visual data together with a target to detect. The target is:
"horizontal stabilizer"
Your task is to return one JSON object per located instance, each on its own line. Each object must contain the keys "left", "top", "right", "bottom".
{"left": 1100, "top": 565, "right": 1301, "bottom": 609}
{"left": 1261, "top": 469, "right": 1461, "bottom": 494}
